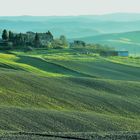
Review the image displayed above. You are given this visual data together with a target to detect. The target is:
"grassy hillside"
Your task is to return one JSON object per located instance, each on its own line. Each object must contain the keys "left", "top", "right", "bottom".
{"left": 0, "top": 49, "right": 140, "bottom": 139}
{"left": 78, "top": 31, "right": 140, "bottom": 56}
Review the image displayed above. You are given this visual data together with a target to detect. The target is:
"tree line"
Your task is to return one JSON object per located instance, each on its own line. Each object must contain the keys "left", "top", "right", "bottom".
{"left": 0, "top": 29, "right": 69, "bottom": 50}
{"left": 0, "top": 29, "right": 114, "bottom": 54}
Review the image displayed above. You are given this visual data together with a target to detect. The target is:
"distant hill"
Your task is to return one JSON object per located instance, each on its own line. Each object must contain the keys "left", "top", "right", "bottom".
{"left": 0, "top": 13, "right": 140, "bottom": 38}
{"left": 77, "top": 31, "right": 140, "bottom": 55}
{"left": 1, "top": 13, "right": 140, "bottom": 22}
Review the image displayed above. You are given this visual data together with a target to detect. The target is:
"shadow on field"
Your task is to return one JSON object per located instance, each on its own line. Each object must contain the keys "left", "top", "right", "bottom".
{"left": 16, "top": 55, "right": 93, "bottom": 77}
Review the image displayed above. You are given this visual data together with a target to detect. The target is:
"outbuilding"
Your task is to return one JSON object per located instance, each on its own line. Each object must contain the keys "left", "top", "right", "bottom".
{"left": 100, "top": 51, "right": 129, "bottom": 57}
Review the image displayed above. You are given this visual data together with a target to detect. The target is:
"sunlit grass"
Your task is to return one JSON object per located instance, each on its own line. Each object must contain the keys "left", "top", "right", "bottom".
{"left": 106, "top": 56, "right": 140, "bottom": 67}
{"left": 0, "top": 49, "right": 140, "bottom": 135}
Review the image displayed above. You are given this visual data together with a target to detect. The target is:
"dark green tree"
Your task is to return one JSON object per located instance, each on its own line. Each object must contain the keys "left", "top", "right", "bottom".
{"left": 2, "top": 29, "right": 9, "bottom": 41}
{"left": 9, "top": 31, "right": 14, "bottom": 41}
{"left": 13, "top": 35, "right": 18, "bottom": 46}
{"left": 35, "top": 33, "right": 39, "bottom": 41}
{"left": 13, "top": 33, "right": 23, "bottom": 46}
{"left": 34, "top": 33, "right": 41, "bottom": 47}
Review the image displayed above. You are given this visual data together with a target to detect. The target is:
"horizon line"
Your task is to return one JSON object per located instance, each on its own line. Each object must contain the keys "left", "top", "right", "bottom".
{"left": 0, "top": 12, "right": 140, "bottom": 17}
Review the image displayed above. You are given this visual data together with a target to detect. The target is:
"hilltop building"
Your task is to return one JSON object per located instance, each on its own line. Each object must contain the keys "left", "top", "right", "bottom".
{"left": 26, "top": 31, "right": 54, "bottom": 46}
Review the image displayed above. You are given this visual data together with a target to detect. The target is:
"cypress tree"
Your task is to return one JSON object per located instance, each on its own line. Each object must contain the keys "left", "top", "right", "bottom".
{"left": 2, "top": 29, "right": 9, "bottom": 41}
{"left": 34, "top": 33, "right": 40, "bottom": 47}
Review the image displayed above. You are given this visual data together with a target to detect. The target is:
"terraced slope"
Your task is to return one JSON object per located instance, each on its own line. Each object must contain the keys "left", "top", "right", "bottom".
{"left": 48, "top": 59, "right": 140, "bottom": 81}
{"left": 0, "top": 50, "right": 140, "bottom": 139}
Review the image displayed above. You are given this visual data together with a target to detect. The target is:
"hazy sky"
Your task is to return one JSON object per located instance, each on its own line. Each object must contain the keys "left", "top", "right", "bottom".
{"left": 0, "top": 0, "right": 140, "bottom": 16}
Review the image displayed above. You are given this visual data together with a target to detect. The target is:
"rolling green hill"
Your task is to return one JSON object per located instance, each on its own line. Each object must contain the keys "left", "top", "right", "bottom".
{"left": 77, "top": 31, "right": 140, "bottom": 56}
{"left": 0, "top": 49, "right": 140, "bottom": 139}
{"left": 1, "top": 13, "right": 140, "bottom": 38}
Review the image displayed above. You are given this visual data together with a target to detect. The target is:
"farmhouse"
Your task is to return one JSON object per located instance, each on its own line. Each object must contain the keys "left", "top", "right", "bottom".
{"left": 26, "top": 31, "right": 54, "bottom": 46}
{"left": 100, "top": 51, "right": 129, "bottom": 57}
{"left": 117, "top": 51, "right": 129, "bottom": 57}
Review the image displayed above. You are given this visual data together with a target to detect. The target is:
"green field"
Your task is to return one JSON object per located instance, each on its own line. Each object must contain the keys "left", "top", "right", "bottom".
{"left": 0, "top": 49, "right": 140, "bottom": 139}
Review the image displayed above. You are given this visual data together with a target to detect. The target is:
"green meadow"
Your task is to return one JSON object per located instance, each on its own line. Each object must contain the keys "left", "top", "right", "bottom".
{"left": 0, "top": 48, "right": 140, "bottom": 139}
